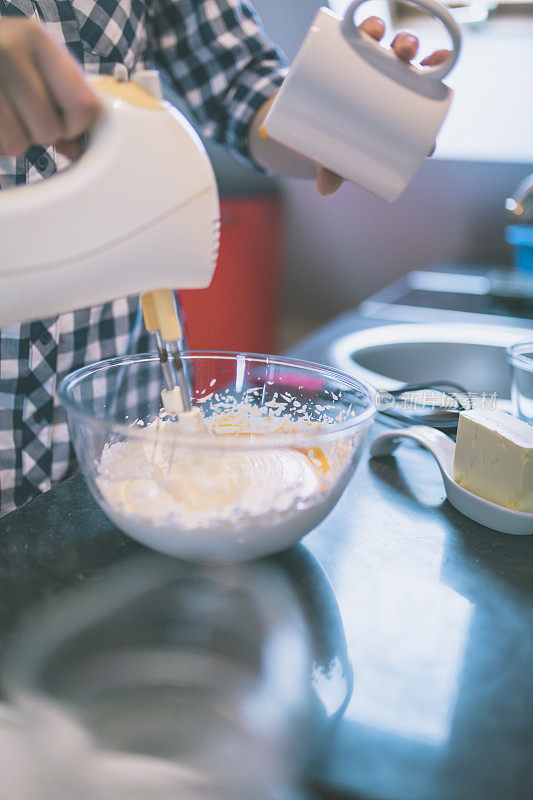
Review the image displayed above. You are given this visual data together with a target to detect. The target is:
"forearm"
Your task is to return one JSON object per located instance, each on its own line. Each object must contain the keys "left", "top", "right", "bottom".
{"left": 148, "top": 0, "right": 288, "bottom": 166}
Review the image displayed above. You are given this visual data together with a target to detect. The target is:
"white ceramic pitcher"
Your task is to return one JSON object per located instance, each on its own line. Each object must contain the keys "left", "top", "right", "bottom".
{"left": 263, "top": 0, "right": 461, "bottom": 202}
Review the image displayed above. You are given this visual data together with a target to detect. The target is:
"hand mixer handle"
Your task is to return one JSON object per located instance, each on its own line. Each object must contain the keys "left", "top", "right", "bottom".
{"left": 0, "top": 73, "right": 220, "bottom": 327}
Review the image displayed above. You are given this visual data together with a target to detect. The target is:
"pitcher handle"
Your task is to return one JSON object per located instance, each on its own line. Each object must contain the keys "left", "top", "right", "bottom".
{"left": 341, "top": 0, "right": 461, "bottom": 83}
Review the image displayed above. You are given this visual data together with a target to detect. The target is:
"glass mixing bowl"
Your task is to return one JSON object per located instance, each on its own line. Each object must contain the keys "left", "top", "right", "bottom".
{"left": 59, "top": 352, "right": 377, "bottom": 562}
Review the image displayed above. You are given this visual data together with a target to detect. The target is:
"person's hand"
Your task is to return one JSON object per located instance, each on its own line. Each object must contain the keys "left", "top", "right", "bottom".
{"left": 0, "top": 17, "right": 99, "bottom": 159}
{"left": 316, "top": 16, "right": 451, "bottom": 195}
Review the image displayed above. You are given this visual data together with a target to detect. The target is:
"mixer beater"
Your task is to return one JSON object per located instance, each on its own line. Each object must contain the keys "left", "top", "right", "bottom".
{"left": 140, "top": 287, "right": 206, "bottom": 478}
{"left": 141, "top": 289, "right": 191, "bottom": 412}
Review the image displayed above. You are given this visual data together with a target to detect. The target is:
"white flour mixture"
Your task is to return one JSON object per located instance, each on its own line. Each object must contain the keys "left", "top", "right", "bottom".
{"left": 98, "top": 439, "right": 324, "bottom": 529}
{"left": 97, "top": 402, "right": 339, "bottom": 533}
{"left": 94, "top": 388, "right": 365, "bottom": 560}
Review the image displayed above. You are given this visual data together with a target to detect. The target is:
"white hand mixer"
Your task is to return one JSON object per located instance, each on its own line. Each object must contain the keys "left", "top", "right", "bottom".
{"left": 0, "top": 68, "right": 220, "bottom": 419}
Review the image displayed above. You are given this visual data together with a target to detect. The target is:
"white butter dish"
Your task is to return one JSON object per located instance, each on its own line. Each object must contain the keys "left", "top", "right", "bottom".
{"left": 370, "top": 425, "right": 533, "bottom": 535}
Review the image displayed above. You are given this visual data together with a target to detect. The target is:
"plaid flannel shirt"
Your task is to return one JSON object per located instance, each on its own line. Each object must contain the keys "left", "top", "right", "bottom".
{"left": 0, "top": 0, "right": 287, "bottom": 516}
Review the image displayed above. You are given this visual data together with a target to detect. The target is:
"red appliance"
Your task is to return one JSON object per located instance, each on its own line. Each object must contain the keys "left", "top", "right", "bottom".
{"left": 180, "top": 195, "right": 284, "bottom": 354}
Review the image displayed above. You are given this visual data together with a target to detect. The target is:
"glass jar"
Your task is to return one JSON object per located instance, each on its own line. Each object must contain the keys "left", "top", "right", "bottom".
{"left": 506, "top": 341, "right": 533, "bottom": 425}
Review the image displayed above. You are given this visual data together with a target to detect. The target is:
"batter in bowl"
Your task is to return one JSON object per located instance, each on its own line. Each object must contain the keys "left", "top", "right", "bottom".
{"left": 95, "top": 391, "right": 361, "bottom": 561}
{"left": 98, "top": 419, "right": 331, "bottom": 530}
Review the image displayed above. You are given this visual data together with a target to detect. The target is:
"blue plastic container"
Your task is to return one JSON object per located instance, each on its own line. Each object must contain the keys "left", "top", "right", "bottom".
{"left": 505, "top": 225, "right": 533, "bottom": 273}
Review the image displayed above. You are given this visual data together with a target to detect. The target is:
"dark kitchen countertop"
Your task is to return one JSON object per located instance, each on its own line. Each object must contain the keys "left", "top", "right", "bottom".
{"left": 1, "top": 285, "right": 532, "bottom": 800}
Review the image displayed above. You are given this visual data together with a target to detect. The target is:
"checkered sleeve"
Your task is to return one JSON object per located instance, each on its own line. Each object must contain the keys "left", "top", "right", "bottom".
{"left": 146, "top": 0, "right": 288, "bottom": 165}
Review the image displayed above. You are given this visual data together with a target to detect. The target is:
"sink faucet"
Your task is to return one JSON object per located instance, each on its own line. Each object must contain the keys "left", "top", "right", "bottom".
{"left": 506, "top": 174, "right": 533, "bottom": 224}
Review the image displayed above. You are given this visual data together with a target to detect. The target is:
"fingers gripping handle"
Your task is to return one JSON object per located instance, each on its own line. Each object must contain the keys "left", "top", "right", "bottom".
{"left": 341, "top": 0, "right": 461, "bottom": 82}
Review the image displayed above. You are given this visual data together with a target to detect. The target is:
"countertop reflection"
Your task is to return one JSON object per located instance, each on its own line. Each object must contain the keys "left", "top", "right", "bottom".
{"left": 296, "top": 312, "right": 533, "bottom": 800}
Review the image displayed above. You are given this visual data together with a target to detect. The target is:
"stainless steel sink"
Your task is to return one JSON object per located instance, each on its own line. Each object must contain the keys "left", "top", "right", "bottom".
{"left": 329, "top": 323, "right": 533, "bottom": 399}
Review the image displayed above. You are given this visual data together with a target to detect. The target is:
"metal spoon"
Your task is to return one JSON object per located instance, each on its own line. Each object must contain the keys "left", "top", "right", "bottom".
{"left": 370, "top": 425, "right": 533, "bottom": 535}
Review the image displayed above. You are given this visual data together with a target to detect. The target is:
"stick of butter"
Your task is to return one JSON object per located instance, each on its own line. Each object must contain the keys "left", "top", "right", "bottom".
{"left": 453, "top": 409, "right": 533, "bottom": 512}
